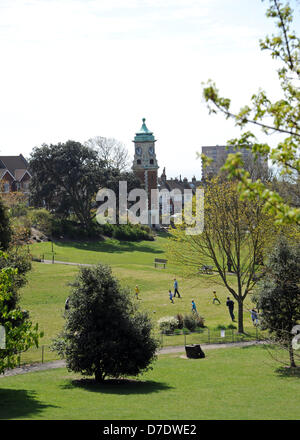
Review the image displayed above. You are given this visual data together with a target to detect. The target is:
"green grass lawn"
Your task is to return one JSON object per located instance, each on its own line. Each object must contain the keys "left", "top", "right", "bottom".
{"left": 18, "top": 235, "right": 259, "bottom": 364}
{"left": 1, "top": 345, "right": 299, "bottom": 420}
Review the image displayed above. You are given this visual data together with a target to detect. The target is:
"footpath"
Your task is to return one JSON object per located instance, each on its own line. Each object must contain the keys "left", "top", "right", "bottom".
{"left": 1, "top": 340, "right": 264, "bottom": 378}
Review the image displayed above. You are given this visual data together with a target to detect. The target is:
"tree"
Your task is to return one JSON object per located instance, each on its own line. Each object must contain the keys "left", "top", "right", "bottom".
{"left": 255, "top": 236, "right": 300, "bottom": 367}
{"left": 52, "top": 264, "right": 159, "bottom": 382}
{"left": 85, "top": 136, "right": 130, "bottom": 172}
{"left": 202, "top": 0, "right": 300, "bottom": 226}
{"left": 0, "top": 251, "right": 42, "bottom": 373}
{"left": 0, "top": 198, "right": 12, "bottom": 250}
{"left": 29, "top": 141, "right": 109, "bottom": 231}
{"left": 168, "top": 178, "right": 278, "bottom": 333}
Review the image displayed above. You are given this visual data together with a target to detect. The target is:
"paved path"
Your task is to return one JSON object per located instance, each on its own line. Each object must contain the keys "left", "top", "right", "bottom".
{"left": 0, "top": 340, "right": 264, "bottom": 378}
{"left": 43, "top": 259, "right": 95, "bottom": 267}
{"left": 42, "top": 260, "right": 237, "bottom": 277}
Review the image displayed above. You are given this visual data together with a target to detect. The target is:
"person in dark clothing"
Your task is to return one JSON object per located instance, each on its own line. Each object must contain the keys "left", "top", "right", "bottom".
{"left": 226, "top": 297, "right": 235, "bottom": 321}
{"left": 64, "top": 296, "right": 70, "bottom": 318}
{"left": 227, "top": 256, "right": 233, "bottom": 273}
{"left": 65, "top": 297, "right": 70, "bottom": 311}
{"left": 173, "top": 278, "right": 181, "bottom": 298}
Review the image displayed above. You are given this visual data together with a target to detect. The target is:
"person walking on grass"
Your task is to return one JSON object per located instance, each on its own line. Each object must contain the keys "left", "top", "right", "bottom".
{"left": 135, "top": 285, "right": 140, "bottom": 300}
{"left": 226, "top": 297, "right": 235, "bottom": 321}
{"left": 169, "top": 290, "right": 174, "bottom": 304}
{"left": 249, "top": 308, "right": 259, "bottom": 326}
{"left": 64, "top": 296, "right": 70, "bottom": 318}
{"left": 212, "top": 290, "right": 221, "bottom": 305}
{"left": 191, "top": 299, "right": 197, "bottom": 314}
{"left": 173, "top": 278, "right": 181, "bottom": 298}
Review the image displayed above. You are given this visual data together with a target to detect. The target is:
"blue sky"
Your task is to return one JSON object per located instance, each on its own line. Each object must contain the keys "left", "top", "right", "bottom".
{"left": 0, "top": 0, "right": 299, "bottom": 178}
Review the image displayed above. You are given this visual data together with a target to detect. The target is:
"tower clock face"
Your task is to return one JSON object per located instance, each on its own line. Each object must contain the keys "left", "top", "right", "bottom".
{"left": 135, "top": 146, "right": 142, "bottom": 156}
{"left": 148, "top": 146, "right": 154, "bottom": 156}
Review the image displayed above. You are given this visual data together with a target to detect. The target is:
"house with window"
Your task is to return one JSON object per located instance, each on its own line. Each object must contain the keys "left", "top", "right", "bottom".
{"left": 0, "top": 155, "right": 31, "bottom": 193}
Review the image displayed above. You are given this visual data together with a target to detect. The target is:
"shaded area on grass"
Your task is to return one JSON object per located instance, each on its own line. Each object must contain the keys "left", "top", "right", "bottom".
{"left": 276, "top": 366, "right": 300, "bottom": 378}
{"left": 0, "top": 389, "right": 58, "bottom": 419}
{"left": 54, "top": 240, "right": 165, "bottom": 255}
{"left": 60, "top": 378, "right": 173, "bottom": 395}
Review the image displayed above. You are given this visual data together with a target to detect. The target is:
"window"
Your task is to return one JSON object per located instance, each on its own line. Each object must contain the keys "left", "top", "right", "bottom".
{"left": 137, "top": 159, "right": 141, "bottom": 165}
{"left": 150, "top": 159, "right": 154, "bottom": 165}
{"left": 3, "top": 183, "right": 10, "bottom": 193}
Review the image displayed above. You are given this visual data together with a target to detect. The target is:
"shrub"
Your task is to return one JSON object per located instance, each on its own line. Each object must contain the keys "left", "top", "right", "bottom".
{"left": 175, "top": 313, "right": 184, "bottom": 329}
{"left": 227, "top": 324, "right": 237, "bottom": 330}
{"left": 182, "top": 327, "right": 190, "bottom": 334}
{"left": 112, "top": 224, "right": 154, "bottom": 241}
{"left": 157, "top": 316, "right": 179, "bottom": 334}
{"left": 193, "top": 314, "right": 205, "bottom": 328}
{"left": 195, "top": 327, "right": 204, "bottom": 333}
{"left": 28, "top": 209, "right": 53, "bottom": 236}
{"left": 182, "top": 313, "right": 205, "bottom": 332}
{"left": 51, "top": 264, "right": 159, "bottom": 382}
{"left": 215, "top": 325, "right": 227, "bottom": 330}
{"left": 183, "top": 314, "right": 197, "bottom": 332}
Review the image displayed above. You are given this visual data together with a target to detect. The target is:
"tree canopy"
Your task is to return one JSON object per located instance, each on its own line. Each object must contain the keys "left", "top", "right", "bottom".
{"left": 85, "top": 136, "right": 130, "bottom": 172}
{"left": 0, "top": 198, "right": 12, "bottom": 250}
{"left": 0, "top": 251, "right": 42, "bottom": 374}
{"left": 29, "top": 140, "right": 141, "bottom": 232}
{"left": 168, "top": 178, "right": 279, "bottom": 332}
{"left": 52, "top": 264, "right": 159, "bottom": 382}
{"left": 29, "top": 141, "right": 108, "bottom": 230}
{"left": 255, "top": 236, "right": 300, "bottom": 367}
{"left": 202, "top": 0, "right": 300, "bottom": 226}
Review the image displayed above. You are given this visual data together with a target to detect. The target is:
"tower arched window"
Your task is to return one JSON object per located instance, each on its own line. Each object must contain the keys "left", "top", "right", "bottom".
{"left": 137, "top": 159, "right": 141, "bottom": 165}
{"left": 150, "top": 159, "right": 154, "bottom": 165}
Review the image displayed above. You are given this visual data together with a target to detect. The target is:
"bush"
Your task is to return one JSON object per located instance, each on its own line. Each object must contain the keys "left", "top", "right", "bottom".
{"left": 182, "top": 327, "right": 190, "bottom": 334}
{"left": 111, "top": 224, "right": 154, "bottom": 241}
{"left": 195, "top": 327, "right": 204, "bottom": 333}
{"left": 227, "top": 324, "right": 237, "bottom": 330}
{"left": 183, "top": 314, "right": 197, "bottom": 332}
{"left": 175, "top": 313, "right": 184, "bottom": 329}
{"left": 182, "top": 314, "right": 205, "bottom": 332}
{"left": 215, "top": 325, "right": 227, "bottom": 330}
{"left": 193, "top": 314, "right": 205, "bottom": 328}
{"left": 28, "top": 209, "right": 53, "bottom": 236}
{"left": 157, "top": 316, "right": 179, "bottom": 334}
{"left": 0, "top": 198, "right": 12, "bottom": 250}
{"left": 51, "top": 264, "right": 159, "bottom": 382}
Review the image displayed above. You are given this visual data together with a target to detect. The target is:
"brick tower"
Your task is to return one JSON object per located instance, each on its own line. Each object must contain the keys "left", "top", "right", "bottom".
{"left": 132, "top": 118, "right": 159, "bottom": 216}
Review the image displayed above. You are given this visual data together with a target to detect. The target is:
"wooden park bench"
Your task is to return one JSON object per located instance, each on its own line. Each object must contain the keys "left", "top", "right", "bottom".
{"left": 199, "top": 265, "right": 213, "bottom": 274}
{"left": 154, "top": 258, "right": 167, "bottom": 269}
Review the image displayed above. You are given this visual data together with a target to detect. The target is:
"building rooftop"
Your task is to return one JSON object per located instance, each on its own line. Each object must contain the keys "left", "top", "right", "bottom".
{"left": 134, "top": 118, "right": 156, "bottom": 143}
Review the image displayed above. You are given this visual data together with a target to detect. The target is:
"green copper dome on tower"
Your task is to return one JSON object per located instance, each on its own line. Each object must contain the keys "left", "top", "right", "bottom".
{"left": 134, "top": 118, "right": 156, "bottom": 142}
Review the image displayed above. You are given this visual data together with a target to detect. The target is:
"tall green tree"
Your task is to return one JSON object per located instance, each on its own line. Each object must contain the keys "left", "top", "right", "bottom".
{"left": 52, "top": 264, "right": 159, "bottom": 382}
{"left": 168, "top": 178, "right": 277, "bottom": 333}
{"left": 29, "top": 141, "right": 108, "bottom": 231}
{"left": 202, "top": 0, "right": 300, "bottom": 226}
{"left": 0, "top": 251, "right": 42, "bottom": 373}
{"left": 0, "top": 198, "right": 12, "bottom": 250}
{"left": 29, "top": 140, "right": 141, "bottom": 231}
{"left": 255, "top": 237, "right": 300, "bottom": 367}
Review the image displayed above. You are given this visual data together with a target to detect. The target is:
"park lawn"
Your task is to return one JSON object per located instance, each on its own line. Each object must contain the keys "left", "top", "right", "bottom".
{"left": 0, "top": 345, "right": 299, "bottom": 420}
{"left": 19, "top": 236, "right": 256, "bottom": 364}
{"left": 27, "top": 236, "right": 176, "bottom": 271}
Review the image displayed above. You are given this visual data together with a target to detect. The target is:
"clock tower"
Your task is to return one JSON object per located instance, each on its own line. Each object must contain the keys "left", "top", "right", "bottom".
{"left": 132, "top": 118, "right": 159, "bottom": 210}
